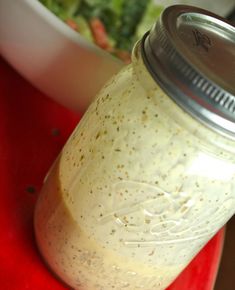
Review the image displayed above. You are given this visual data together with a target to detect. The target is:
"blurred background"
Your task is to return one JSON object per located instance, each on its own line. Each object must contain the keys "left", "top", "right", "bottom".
{"left": 155, "top": 0, "right": 235, "bottom": 19}
{"left": 38, "top": 0, "right": 235, "bottom": 63}
{"left": 215, "top": 217, "right": 235, "bottom": 290}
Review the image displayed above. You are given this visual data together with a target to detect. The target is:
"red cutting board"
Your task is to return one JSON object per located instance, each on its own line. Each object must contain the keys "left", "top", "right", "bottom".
{"left": 0, "top": 56, "right": 224, "bottom": 290}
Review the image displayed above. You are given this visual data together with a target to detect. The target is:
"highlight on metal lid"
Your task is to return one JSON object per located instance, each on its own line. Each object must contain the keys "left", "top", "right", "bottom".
{"left": 141, "top": 5, "right": 235, "bottom": 139}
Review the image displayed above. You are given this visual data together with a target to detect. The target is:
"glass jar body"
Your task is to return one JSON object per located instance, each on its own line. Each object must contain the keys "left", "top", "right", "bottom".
{"left": 34, "top": 44, "right": 235, "bottom": 290}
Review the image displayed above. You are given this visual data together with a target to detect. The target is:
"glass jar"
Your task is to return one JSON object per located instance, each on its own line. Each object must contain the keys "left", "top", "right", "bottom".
{"left": 34, "top": 5, "right": 235, "bottom": 290}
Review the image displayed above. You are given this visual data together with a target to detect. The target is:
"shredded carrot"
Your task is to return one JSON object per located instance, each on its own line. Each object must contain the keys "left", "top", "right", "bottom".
{"left": 89, "top": 18, "right": 112, "bottom": 51}
{"left": 66, "top": 19, "right": 78, "bottom": 31}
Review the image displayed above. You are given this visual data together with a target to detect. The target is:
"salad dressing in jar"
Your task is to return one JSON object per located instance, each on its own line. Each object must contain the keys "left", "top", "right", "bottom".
{"left": 34, "top": 5, "right": 235, "bottom": 290}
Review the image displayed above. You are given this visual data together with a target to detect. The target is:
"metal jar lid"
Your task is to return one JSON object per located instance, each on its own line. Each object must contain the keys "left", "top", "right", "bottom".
{"left": 141, "top": 5, "right": 235, "bottom": 139}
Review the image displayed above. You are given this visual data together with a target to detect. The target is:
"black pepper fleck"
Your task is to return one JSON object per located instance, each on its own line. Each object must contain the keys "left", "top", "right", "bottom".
{"left": 26, "top": 185, "right": 36, "bottom": 194}
{"left": 51, "top": 128, "right": 60, "bottom": 136}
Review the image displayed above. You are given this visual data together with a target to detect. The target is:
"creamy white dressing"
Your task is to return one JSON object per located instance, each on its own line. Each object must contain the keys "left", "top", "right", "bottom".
{"left": 35, "top": 46, "right": 235, "bottom": 290}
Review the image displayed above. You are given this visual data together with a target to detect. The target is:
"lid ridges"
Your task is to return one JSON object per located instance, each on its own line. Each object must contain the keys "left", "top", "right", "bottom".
{"left": 142, "top": 5, "right": 235, "bottom": 138}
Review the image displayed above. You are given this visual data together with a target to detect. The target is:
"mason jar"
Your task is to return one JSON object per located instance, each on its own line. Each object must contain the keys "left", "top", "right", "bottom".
{"left": 34, "top": 5, "right": 235, "bottom": 290}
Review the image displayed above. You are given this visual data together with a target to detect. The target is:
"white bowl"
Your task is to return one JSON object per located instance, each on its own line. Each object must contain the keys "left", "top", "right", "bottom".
{"left": 0, "top": 0, "right": 124, "bottom": 112}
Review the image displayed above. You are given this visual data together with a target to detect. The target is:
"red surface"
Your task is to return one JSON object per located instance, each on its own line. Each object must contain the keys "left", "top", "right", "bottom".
{"left": 0, "top": 56, "right": 225, "bottom": 290}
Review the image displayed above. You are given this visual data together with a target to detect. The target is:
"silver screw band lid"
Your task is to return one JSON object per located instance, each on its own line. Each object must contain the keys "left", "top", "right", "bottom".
{"left": 141, "top": 5, "right": 235, "bottom": 139}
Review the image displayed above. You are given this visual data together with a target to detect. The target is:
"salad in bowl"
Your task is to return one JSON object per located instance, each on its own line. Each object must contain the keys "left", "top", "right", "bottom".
{"left": 39, "top": 0, "right": 163, "bottom": 62}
